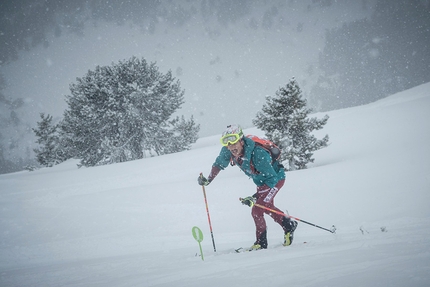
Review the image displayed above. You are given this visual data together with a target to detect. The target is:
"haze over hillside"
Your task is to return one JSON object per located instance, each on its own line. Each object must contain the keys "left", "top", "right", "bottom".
{"left": 2, "top": 0, "right": 429, "bottom": 174}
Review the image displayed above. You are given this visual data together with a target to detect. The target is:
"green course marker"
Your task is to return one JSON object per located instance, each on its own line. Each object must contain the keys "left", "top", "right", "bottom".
{"left": 192, "top": 226, "right": 204, "bottom": 261}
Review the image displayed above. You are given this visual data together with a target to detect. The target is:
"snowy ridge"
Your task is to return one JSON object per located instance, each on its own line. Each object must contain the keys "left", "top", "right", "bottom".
{"left": 1, "top": 83, "right": 430, "bottom": 286}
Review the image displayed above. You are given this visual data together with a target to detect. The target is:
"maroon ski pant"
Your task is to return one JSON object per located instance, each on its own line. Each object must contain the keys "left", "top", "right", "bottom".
{"left": 252, "top": 179, "right": 286, "bottom": 244}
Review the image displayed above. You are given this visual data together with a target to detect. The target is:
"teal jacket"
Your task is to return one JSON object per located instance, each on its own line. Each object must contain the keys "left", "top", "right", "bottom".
{"left": 212, "top": 137, "right": 285, "bottom": 188}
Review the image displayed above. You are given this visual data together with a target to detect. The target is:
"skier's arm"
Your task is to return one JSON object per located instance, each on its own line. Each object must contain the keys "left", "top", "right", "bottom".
{"left": 208, "top": 147, "right": 231, "bottom": 183}
{"left": 207, "top": 166, "right": 221, "bottom": 182}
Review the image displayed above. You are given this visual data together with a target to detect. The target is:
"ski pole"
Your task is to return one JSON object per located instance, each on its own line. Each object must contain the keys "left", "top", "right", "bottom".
{"left": 240, "top": 198, "right": 336, "bottom": 234}
{"left": 200, "top": 173, "right": 217, "bottom": 252}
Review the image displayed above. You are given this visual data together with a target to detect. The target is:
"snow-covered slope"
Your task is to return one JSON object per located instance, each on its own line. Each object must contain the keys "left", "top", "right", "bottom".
{"left": 1, "top": 83, "right": 429, "bottom": 286}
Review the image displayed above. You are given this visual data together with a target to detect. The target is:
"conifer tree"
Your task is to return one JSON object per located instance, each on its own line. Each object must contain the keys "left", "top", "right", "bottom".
{"left": 253, "top": 78, "right": 329, "bottom": 171}
{"left": 60, "top": 56, "right": 199, "bottom": 167}
{"left": 33, "top": 113, "right": 67, "bottom": 167}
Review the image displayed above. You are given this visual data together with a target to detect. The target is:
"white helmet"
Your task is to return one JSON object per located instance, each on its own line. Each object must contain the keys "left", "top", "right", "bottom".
{"left": 222, "top": 124, "right": 243, "bottom": 138}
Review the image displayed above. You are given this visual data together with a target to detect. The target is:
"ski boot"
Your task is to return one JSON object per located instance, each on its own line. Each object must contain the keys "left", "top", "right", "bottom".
{"left": 283, "top": 219, "right": 298, "bottom": 246}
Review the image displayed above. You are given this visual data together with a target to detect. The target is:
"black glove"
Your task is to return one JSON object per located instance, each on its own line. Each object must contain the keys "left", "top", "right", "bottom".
{"left": 240, "top": 196, "right": 256, "bottom": 207}
{"left": 197, "top": 175, "right": 210, "bottom": 186}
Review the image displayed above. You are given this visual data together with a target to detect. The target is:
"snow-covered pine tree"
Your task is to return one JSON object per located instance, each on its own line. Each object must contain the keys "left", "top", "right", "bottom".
{"left": 253, "top": 78, "right": 329, "bottom": 171}
{"left": 32, "top": 113, "right": 65, "bottom": 167}
{"left": 60, "top": 56, "right": 199, "bottom": 167}
{"left": 164, "top": 115, "right": 199, "bottom": 154}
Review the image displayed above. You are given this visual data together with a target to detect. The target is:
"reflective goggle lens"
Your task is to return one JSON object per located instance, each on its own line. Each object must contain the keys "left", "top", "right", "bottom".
{"left": 220, "top": 134, "right": 241, "bottom": 146}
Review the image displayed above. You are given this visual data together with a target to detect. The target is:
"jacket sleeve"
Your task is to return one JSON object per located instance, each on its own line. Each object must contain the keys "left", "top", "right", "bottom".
{"left": 208, "top": 147, "right": 231, "bottom": 182}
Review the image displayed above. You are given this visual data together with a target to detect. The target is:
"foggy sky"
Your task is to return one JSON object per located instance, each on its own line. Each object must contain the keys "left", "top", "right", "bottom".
{"left": 1, "top": 1, "right": 373, "bottom": 127}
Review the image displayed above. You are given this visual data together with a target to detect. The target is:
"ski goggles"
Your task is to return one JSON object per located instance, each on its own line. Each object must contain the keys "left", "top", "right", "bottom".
{"left": 220, "top": 133, "right": 242, "bottom": 146}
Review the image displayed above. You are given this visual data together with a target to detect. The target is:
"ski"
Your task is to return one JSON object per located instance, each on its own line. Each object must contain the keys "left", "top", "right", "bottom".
{"left": 234, "top": 246, "right": 272, "bottom": 253}
{"left": 235, "top": 247, "right": 254, "bottom": 253}
{"left": 235, "top": 241, "right": 309, "bottom": 253}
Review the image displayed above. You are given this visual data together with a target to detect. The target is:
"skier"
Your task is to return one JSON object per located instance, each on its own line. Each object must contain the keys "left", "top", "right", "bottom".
{"left": 198, "top": 124, "right": 297, "bottom": 250}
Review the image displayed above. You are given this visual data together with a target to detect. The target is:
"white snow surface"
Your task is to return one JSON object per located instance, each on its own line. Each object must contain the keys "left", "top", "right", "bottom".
{"left": 1, "top": 83, "right": 430, "bottom": 286}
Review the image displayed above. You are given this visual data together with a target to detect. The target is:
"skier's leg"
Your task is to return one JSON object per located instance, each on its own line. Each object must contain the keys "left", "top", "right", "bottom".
{"left": 251, "top": 205, "right": 267, "bottom": 248}
{"left": 256, "top": 180, "right": 298, "bottom": 246}
{"left": 256, "top": 179, "right": 289, "bottom": 229}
